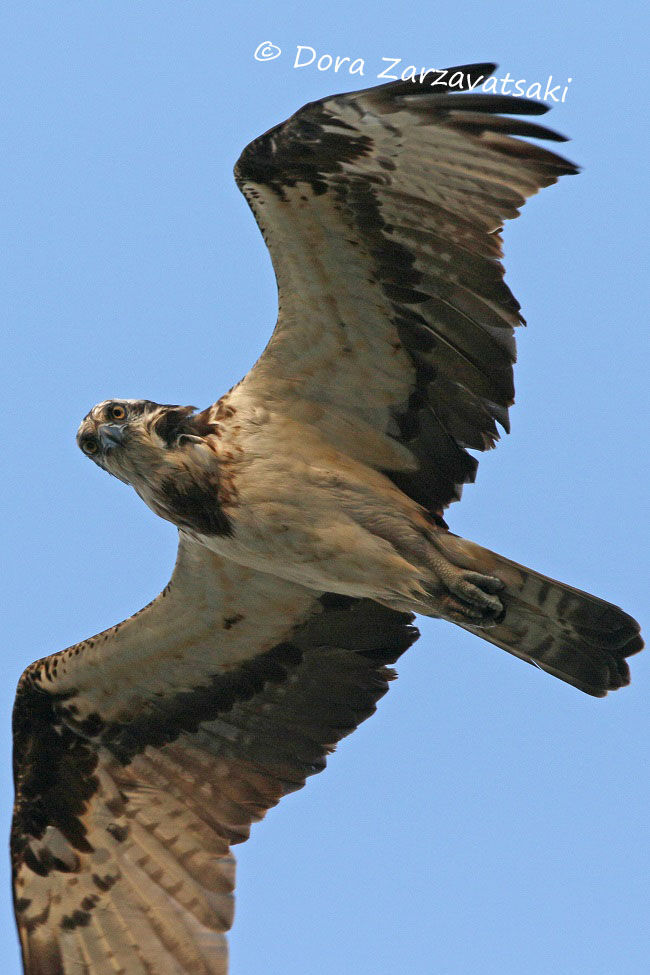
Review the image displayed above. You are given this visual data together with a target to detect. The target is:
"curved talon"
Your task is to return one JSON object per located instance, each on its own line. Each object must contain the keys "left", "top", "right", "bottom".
{"left": 440, "top": 594, "right": 494, "bottom": 625}
{"left": 425, "top": 539, "right": 506, "bottom": 625}
{"left": 460, "top": 572, "right": 505, "bottom": 595}
{"left": 442, "top": 570, "right": 505, "bottom": 625}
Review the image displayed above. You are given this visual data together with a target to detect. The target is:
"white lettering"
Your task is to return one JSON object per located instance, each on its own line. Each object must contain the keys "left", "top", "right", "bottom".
{"left": 429, "top": 69, "right": 448, "bottom": 88}
{"left": 378, "top": 57, "right": 401, "bottom": 80}
{"left": 466, "top": 73, "right": 485, "bottom": 91}
{"left": 499, "top": 72, "right": 514, "bottom": 95}
{"left": 294, "top": 45, "right": 316, "bottom": 69}
{"left": 416, "top": 67, "right": 433, "bottom": 84}
{"left": 543, "top": 76, "right": 561, "bottom": 102}
{"left": 283, "top": 49, "right": 572, "bottom": 103}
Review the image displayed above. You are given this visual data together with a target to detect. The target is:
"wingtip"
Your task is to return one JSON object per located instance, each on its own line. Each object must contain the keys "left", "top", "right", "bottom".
{"left": 370, "top": 62, "right": 498, "bottom": 98}
{"left": 440, "top": 61, "right": 499, "bottom": 82}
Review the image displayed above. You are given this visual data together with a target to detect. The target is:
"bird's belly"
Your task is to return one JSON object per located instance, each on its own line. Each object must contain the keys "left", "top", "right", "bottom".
{"left": 191, "top": 525, "right": 380, "bottom": 596}
{"left": 186, "top": 503, "right": 424, "bottom": 603}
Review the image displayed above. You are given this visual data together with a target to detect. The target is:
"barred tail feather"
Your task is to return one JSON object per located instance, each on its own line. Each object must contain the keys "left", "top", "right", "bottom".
{"left": 434, "top": 533, "right": 643, "bottom": 696}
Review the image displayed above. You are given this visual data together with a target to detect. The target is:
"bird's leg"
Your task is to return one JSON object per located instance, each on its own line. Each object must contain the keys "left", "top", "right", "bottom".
{"left": 315, "top": 479, "right": 507, "bottom": 625}
{"left": 425, "top": 531, "right": 506, "bottom": 626}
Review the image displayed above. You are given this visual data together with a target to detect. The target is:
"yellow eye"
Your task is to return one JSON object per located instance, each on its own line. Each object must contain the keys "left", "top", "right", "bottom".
{"left": 82, "top": 437, "right": 98, "bottom": 455}
{"left": 110, "top": 404, "right": 126, "bottom": 420}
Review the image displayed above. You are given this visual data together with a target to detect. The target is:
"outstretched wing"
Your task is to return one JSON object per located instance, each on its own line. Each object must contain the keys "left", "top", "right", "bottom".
{"left": 12, "top": 536, "right": 416, "bottom": 974}
{"left": 231, "top": 64, "right": 578, "bottom": 517}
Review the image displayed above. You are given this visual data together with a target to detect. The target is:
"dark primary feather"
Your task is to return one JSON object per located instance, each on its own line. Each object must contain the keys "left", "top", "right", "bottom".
{"left": 234, "top": 63, "right": 578, "bottom": 516}
{"left": 12, "top": 546, "right": 416, "bottom": 975}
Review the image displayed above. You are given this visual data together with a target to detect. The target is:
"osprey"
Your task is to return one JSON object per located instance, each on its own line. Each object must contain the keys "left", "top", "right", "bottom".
{"left": 12, "top": 64, "right": 642, "bottom": 974}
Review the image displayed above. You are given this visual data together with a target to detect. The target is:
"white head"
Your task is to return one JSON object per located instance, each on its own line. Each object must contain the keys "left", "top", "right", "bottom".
{"left": 76, "top": 399, "right": 201, "bottom": 486}
{"left": 76, "top": 398, "right": 230, "bottom": 535}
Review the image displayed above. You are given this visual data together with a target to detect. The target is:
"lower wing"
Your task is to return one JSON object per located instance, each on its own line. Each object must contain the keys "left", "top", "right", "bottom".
{"left": 12, "top": 535, "right": 417, "bottom": 974}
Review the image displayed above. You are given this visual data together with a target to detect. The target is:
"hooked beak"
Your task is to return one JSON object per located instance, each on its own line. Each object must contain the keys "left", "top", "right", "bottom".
{"left": 98, "top": 423, "right": 126, "bottom": 451}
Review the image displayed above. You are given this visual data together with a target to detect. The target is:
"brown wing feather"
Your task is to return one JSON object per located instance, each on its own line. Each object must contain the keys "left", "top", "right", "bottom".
{"left": 232, "top": 64, "right": 578, "bottom": 516}
{"left": 12, "top": 539, "right": 417, "bottom": 974}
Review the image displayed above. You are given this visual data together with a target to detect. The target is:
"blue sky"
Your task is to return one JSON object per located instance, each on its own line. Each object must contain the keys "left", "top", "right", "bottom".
{"left": 2, "top": 3, "right": 648, "bottom": 973}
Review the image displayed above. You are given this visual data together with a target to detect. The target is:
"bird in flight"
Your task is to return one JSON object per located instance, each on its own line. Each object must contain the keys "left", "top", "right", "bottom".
{"left": 12, "top": 63, "right": 642, "bottom": 974}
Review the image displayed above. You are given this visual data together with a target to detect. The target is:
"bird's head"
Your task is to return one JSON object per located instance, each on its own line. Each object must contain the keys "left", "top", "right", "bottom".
{"left": 76, "top": 399, "right": 202, "bottom": 486}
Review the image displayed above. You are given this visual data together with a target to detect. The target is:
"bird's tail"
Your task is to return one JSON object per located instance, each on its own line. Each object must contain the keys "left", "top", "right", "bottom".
{"left": 430, "top": 532, "right": 643, "bottom": 697}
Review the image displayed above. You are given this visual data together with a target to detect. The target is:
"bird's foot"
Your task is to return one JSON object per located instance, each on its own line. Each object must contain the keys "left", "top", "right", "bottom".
{"left": 425, "top": 534, "right": 506, "bottom": 626}
{"left": 438, "top": 570, "right": 505, "bottom": 626}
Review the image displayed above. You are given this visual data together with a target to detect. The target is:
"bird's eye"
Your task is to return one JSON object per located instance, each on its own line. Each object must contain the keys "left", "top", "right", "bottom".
{"left": 110, "top": 404, "right": 126, "bottom": 420}
{"left": 81, "top": 437, "right": 98, "bottom": 455}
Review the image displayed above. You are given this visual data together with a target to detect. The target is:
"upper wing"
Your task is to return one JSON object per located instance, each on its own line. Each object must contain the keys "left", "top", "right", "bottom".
{"left": 12, "top": 535, "right": 416, "bottom": 974}
{"left": 231, "top": 63, "right": 578, "bottom": 517}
